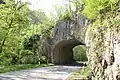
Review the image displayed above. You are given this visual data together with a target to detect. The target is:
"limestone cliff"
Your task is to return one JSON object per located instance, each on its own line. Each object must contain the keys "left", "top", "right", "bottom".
{"left": 86, "top": 11, "right": 120, "bottom": 80}
{"left": 0, "top": 0, "right": 5, "bottom": 4}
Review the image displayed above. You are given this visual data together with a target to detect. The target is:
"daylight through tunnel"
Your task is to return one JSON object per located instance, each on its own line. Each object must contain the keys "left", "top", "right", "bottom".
{"left": 52, "top": 39, "right": 85, "bottom": 65}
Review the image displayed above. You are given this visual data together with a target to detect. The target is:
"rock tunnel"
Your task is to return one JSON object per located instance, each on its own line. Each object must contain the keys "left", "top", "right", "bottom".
{"left": 52, "top": 39, "right": 85, "bottom": 64}
{"left": 45, "top": 14, "right": 89, "bottom": 65}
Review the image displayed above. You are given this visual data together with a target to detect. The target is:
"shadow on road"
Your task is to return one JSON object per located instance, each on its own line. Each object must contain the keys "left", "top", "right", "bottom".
{"left": 56, "top": 61, "right": 87, "bottom": 67}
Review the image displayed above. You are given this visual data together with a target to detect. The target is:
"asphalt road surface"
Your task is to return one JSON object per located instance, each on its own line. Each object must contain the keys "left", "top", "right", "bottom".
{"left": 0, "top": 65, "right": 82, "bottom": 80}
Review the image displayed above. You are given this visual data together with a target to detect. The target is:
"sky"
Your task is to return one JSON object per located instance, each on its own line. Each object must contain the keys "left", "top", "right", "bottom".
{"left": 22, "top": 0, "right": 63, "bottom": 16}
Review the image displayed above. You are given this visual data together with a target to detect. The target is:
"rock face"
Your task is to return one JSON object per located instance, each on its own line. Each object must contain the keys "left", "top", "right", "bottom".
{"left": 0, "top": 0, "right": 5, "bottom": 4}
{"left": 86, "top": 12, "right": 120, "bottom": 80}
{"left": 47, "top": 14, "right": 88, "bottom": 64}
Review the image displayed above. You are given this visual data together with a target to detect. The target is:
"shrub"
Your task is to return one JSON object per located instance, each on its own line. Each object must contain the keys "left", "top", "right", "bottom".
{"left": 40, "top": 56, "right": 48, "bottom": 63}
{"left": 21, "top": 55, "right": 39, "bottom": 64}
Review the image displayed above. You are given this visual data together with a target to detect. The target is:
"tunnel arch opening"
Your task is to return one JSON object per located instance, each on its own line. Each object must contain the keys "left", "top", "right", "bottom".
{"left": 52, "top": 39, "right": 85, "bottom": 65}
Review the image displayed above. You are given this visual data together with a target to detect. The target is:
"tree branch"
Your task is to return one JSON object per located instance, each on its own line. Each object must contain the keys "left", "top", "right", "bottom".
{"left": 0, "top": 19, "right": 13, "bottom": 53}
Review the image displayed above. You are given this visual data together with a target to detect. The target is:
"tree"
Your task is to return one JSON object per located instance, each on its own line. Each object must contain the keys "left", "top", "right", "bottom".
{"left": 53, "top": 0, "right": 83, "bottom": 20}
{"left": 0, "top": 0, "right": 29, "bottom": 65}
{"left": 22, "top": 9, "right": 55, "bottom": 64}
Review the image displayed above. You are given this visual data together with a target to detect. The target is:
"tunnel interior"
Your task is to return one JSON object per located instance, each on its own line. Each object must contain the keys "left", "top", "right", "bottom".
{"left": 52, "top": 39, "right": 85, "bottom": 65}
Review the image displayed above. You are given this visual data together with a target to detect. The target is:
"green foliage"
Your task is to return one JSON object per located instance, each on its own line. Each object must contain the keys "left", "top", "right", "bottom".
{"left": 77, "top": 66, "right": 90, "bottom": 76}
{"left": 27, "top": 9, "right": 55, "bottom": 36}
{"left": 53, "top": 4, "right": 72, "bottom": 20}
{"left": 23, "top": 34, "right": 49, "bottom": 64}
{"left": 23, "top": 34, "right": 41, "bottom": 50}
{"left": 73, "top": 45, "right": 87, "bottom": 61}
{"left": 21, "top": 55, "right": 39, "bottom": 64}
{"left": 60, "top": 10, "right": 72, "bottom": 20}
{"left": 67, "top": 66, "right": 90, "bottom": 79}
{"left": 0, "top": 0, "right": 30, "bottom": 65}
{"left": 53, "top": 0, "right": 84, "bottom": 20}
{"left": 0, "top": 0, "right": 55, "bottom": 66}
{"left": 40, "top": 56, "right": 48, "bottom": 63}
{"left": 22, "top": 9, "right": 55, "bottom": 64}
{"left": 82, "top": 0, "right": 119, "bottom": 19}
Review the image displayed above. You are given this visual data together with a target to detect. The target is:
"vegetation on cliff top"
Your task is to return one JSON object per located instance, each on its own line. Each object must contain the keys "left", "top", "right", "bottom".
{"left": 82, "top": 0, "right": 119, "bottom": 19}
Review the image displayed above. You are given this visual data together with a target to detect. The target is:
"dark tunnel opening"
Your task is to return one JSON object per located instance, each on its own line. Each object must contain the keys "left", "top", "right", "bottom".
{"left": 52, "top": 39, "right": 86, "bottom": 65}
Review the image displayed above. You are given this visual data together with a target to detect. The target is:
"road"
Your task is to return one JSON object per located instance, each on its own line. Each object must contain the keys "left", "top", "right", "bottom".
{"left": 0, "top": 65, "right": 82, "bottom": 80}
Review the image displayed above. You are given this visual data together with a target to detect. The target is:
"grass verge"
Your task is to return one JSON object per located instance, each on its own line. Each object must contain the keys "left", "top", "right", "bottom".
{"left": 67, "top": 66, "right": 90, "bottom": 80}
{"left": 0, "top": 63, "right": 54, "bottom": 73}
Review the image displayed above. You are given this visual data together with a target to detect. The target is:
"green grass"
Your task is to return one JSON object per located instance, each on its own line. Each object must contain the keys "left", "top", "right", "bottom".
{"left": 76, "top": 66, "right": 90, "bottom": 76}
{"left": 67, "top": 66, "right": 90, "bottom": 80}
{"left": 0, "top": 63, "right": 54, "bottom": 73}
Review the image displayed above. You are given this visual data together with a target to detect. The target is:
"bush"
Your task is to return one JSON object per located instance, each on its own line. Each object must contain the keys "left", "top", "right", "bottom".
{"left": 73, "top": 45, "right": 87, "bottom": 61}
{"left": 40, "top": 56, "right": 48, "bottom": 63}
{"left": 21, "top": 55, "right": 39, "bottom": 64}
{"left": 20, "top": 54, "right": 48, "bottom": 64}
{"left": 0, "top": 57, "right": 12, "bottom": 66}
